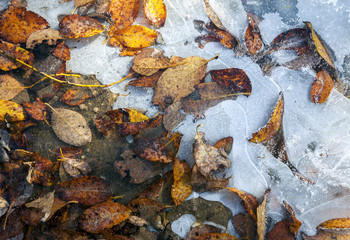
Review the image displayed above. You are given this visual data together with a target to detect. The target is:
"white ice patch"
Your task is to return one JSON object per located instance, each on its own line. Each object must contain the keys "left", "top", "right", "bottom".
{"left": 171, "top": 214, "right": 196, "bottom": 238}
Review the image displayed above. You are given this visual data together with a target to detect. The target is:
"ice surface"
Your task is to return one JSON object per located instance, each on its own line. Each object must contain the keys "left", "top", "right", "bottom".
{"left": 171, "top": 214, "right": 196, "bottom": 238}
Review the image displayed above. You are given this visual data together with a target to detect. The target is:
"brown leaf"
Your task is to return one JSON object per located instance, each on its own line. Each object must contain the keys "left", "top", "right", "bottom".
{"left": 231, "top": 214, "right": 256, "bottom": 240}
{"left": 210, "top": 68, "right": 252, "bottom": 94}
{"left": 0, "top": 40, "right": 34, "bottom": 71}
{"left": 0, "top": 6, "right": 50, "bottom": 44}
{"left": 55, "top": 176, "right": 112, "bottom": 205}
{"left": 303, "top": 230, "right": 350, "bottom": 240}
{"left": 109, "top": 0, "right": 139, "bottom": 28}
{"left": 185, "top": 224, "right": 222, "bottom": 240}
{"left": 0, "top": 99, "right": 27, "bottom": 121}
{"left": 266, "top": 221, "right": 294, "bottom": 240}
{"left": 59, "top": 14, "right": 104, "bottom": 38}
{"left": 56, "top": 147, "right": 92, "bottom": 178}
{"left": 283, "top": 201, "right": 301, "bottom": 235}
{"left": 132, "top": 137, "right": 173, "bottom": 163}
{"left": 95, "top": 0, "right": 111, "bottom": 15}
{"left": 112, "top": 25, "right": 158, "bottom": 49}
{"left": 202, "top": 0, "right": 225, "bottom": 30}
{"left": 30, "top": 153, "right": 57, "bottom": 186}
{"left": 26, "top": 28, "right": 63, "bottom": 49}
{"left": 257, "top": 190, "right": 270, "bottom": 240}
{"left": 245, "top": 14, "right": 263, "bottom": 55}
{"left": 171, "top": 158, "right": 193, "bottom": 206}
{"left": 22, "top": 97, "right": 47, "bottom": 122}
{"left": 61, "top": 89, "right": 91, "bottom": 106}
{"left": 53, "top": 42, "right": 71, "bottom": 61}
{"left": 143, "top": 0, "right": 166, "bottom": 28}
{"left": 25, "top": 191, "right": 55, "bottom": 222}
{"left": 79, "top": 201, "right": 131, "bottom": 233}
{"left": 126, "top": 70, "right": 163, "bottom": 89}
{"left": 126, "top": 198, "right": 165, "bottom": 220}
{"left": 311, "top": 69, "right": 333, "bottom": 103}
{"left": 0, "top": 74, "right": 24, "bottom": 100}
{"left": 214, "top": 137, "right": 233, "bottom": 155}
{"left": 0, "top": 197, "right": 9, "bottom": 219}
{"left": 163, "top": 100, "right": 186, "bottom": 131}
{"left": 193, "top": 232, "right": 237, "bottom": 240}
{"left": 132, "top": 48, "right": 170, "bottom": 76}
{"left": 75, "top": 0, "right": 96, "bottom": 8}
{"left": 317, "top": 218, "right": 350, "bottom": 230}
{"left": 249, "top": 92, "right": 284, "bottom": 143}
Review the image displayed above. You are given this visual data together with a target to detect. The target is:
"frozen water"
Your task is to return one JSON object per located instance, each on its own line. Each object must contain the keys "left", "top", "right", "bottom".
{"left": 171, "top": 214, "right": 196, "bottom": 238}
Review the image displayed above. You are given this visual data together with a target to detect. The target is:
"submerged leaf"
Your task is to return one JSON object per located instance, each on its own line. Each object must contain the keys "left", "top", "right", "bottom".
{"left": 171, "top": 158, "right": 193, "bottom": 206}
{"left": 25, "top": 191, "right": 55, "bottom": 222}
{"left": 143, "top": 0, "right": 166, "bottom": 28}
{"left": 311, "top": 69, "right": 333, "bottom": 104}
{"left": 22, "top": 98, "right": 47, "bottom": 122}
{"left": 59, "top": 14, "right": 104, "bottom": 38}
{"left": 61, "top": 89, "right": 91, "bottom": 106}
{"left": 132, "top": 138, "right": 173, "bottom": 163}
{"left": 0, "top": 74, "right": 24, "bottom": 100}
{"left": 0, "top": 40, "right": 34, "bottom": 71}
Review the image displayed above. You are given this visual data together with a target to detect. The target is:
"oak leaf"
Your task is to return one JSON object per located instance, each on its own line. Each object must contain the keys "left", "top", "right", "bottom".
{"left": 311, "top": 69, "right": 333, "bottom": 104}
{"left": 171, "top": 158, "right": 193, "bottom": 206}
{"left": 143, "top": 0, "right": 167, "bottom": 28}
{"left": 0, "top": 100, "right": 26, "bottom": 121}
{"left": 0, "top": 40, "right": 34, "bottom": 71}
{"left": 109, "top": 0, "right": 139, "bottom": 28}
{"left": 113, "top": 25, "right": 158, "bottom": 49}
{"left": 0, "top": 74, "right": 24, "bottom": 100}
{"left": 59, "top": 14, "right": 104, "bottom": 38}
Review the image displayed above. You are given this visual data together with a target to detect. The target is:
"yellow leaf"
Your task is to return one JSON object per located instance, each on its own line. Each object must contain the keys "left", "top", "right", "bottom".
{"left": 143, "top": 0, "right": 167, "bottom": 28}
{"left": 318, "top": 218, "right": 350, "bottom": 230}
{"left": 0, "top": 100, "right": 26, "bottom": 121}
{"left": 114, "top": 25, "right": 158, "bottom": 49}
{"left": 171, "top": 158, "right": 193, "bottom": 206}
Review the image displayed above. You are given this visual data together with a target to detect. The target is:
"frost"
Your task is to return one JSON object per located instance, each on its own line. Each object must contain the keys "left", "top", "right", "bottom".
{"left": 171, "top": 214, "right": 196, "bottom": 238}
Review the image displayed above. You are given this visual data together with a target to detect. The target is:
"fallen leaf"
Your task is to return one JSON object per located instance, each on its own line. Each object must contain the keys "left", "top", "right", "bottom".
{"left": 76, "top": 0, "right": 97, "bottom": 15}
{"left": 0, "top": 40, "right": 35, "bottom": 71}
{"left": 25, "top": 191, "right": 55, "bottom": 222}
{"left": 245, "top": 14, "right": 263, "bottom": 55}
{"left": 53, "top": 42, "right": 71, "bottom": 61}
{"left": 8, "top": 120, "right": 36, "bottom": 148}
{"left": 210, "top": 68, "right": 252, "bottom": 94}
{"left": 0, "top": 100, "right": 27, "bottom": 121}
{"left": 249, "top": 92, "right": 284, "bottom": 143}
{"left": 171, "top": 158, "right": 193, "bottom": 206}
{"left": 283, "top": 201, "right": 301, "bottom": 235}
{"left": 193, "top": 232, "right": 237, "bottom": 240}
{"left": 79, "top": 201, "right": 131, "bottom": 233}
{"left": 231, "top": 213, "right": 256, "bottom": 240}
{"left": 113, "top": 25, "right": 158, "bottom": 49}
{"left": 56, "top": 147, "right": 92, "bottom": 177}
{"left": 303, "top": 230, "right": 350, "bottom": 240}
{"left": 132, "top": 48, "right": 170, "bottom": 76}
{"left": 163, "top": 100, "right": 186, "bottom": 131}
{"left": 55, "top": 176, "right": 112, "bottom": 205}
{"left": 0, "top": 197, "right": 9, "bottom": 218}
{"left": 132, "top": 137, "right": 173, "bottom": 163}
{"left": 202, "top": 0, "right": 225, "bottom": 30}
{"left": 75, "top": 0, "right": 96, "bottom": 8}
{"left": 126, "top": 198, "right": 165, "bottom": 220}
{"left": 9, "top": 0, "right": 27, "bottom": 8}
{"left": 143, "top": 0, "right": 167, "bottom": 28}
{"left": 0, "top": 74, "right": 24, "bottom": 100}
{"left": 22, "top": 98, "right": 48, "bottom": 122}
{"left": 193, "top": 131, "right": 231, "bottom": 180}
{"left": 128, "top": 215, "right": 148, "bottom": 226}
{"left": 266, "top": 221, "right": 294, "bottom": 240}
{"left": 214, "top": 137, "right": 233, "bottom": 155}
{"left": 257, "top": 190, "right": 270, "bottom": 240}
{"left": 29, "top": 153, "right": 57, "bottom": 186}
{"left": 95, "top": 0, "right": 111, "bottom": 15}
{"left": 0, "top": 6, "right": 49, "bottom": 44}
{"left": 191, "top": 163, "right": 229, "bottom": 192}
{"left": 109, "top": 0, "right": 139, "bottom": 28}
{"left": 61, "top": 89, "right": 91, "bottom": 106}
{"left": 26, "top": 28, "right": 63, "bottom": 49}
{"left": 59, "top": 14, "right": 104, "bottom": 38}
{"left": 311, "top": 69, "right": 333, "bottom": 103}
{"left": 185, "top": 224, "right": 222, "bottom": 240}
{"left": 126, "top": 70, "right": 163, "bottom": 89}
{"left": 51, "top": 108, "right": 92, "bottom": 147}
{"left": 317, "top": 218, "right": 350, "bottom": 230}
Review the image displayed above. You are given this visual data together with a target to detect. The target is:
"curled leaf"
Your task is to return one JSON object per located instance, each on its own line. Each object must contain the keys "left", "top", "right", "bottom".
{"left": 202, "top": 0, "right": 225, "bottom": 30}
{"left": 225, "top": 187, "right": 258, "bottom": 221}
{"left": 171, "top": 158, "right": 193, "bottom": 206}
{"left": 0, "top": 100, "right": 26, "bottom": 121}
{"left": 59, "top": 14, "right": 104, "bottom": 38}
{"left": 245, "top": 14, "right": 263, "bottom": 55}
{"left": 311, "top": 69, "right": 333, "bottom": 104}
{"left": 113, "top": 25, "right": 158, "bottom": 49}
{"left": 143, "top": 0, "right": 167, "bottom": 28}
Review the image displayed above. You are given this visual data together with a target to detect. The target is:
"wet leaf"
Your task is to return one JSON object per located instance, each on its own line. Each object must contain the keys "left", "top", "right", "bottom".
{"left": 56, "top": 147, "right": 92, "bottom": 177}
{"left": 163, "top": 100, "right": 186, "bottom": 131}
{"left": 61, "top": 89, "right": 91, "bottom": 106}
{"left": 51, "top": 108, "right": 92, "bottom": 147}
{"left": 30, "top": 153, "right": 57, "bottom": 186}
{"left": 132, "top": 48, "right": 170, "bottom": 76}
{"left": 214, "top": 137, "right": 233, "bottom": 155}
{"left": 0, "top": 6, "right": 49, "bottom": 44}
{"left": 59, "top": 14, "right": 104, "bottom": 38}
{"left": 25, "top": 191, "right": 55, "bottom": 222}
{"left": 193, "top": 232, "right": 237, "bottom": 240}
{"left": 80, "top": 201, "right": 131, "bottom": 233}
{"left": 53, "top": 42, "right": 71, "bottom": 61}
{"left": 8, "top": 120, "right": 36, "bottom": 148}
{"left": 266, "top": 221, "right": 294, "bottom": 240}
{"left": 126, "top": 198, "right": 165, "bottom": 219}
{"left": 0, "top": 40, "right": 34, "bottom": 71}
{"left": 113, "top": 25, "right": 158, "bottom": 49}
{"left": 257, "top": 190, "right": 270, "bottom": 240}
{"left": 22, "top": 97, "right": 47, "bottom": 122}
{"left": 185, "top": 224, "right": 222, "bottom": 240}
{"left": 109, "top": 0, "right": 139, "bottom": 28}
{"left": 202, "top": 0, "right": 225, "bottom": 30}
{"left": 317, "top": 218, "right": 350, "bottom": 230}
{"left": 193, "top": 131, "right": 231, "bottom": 180}
{"left": 75, "top": 0, "right": 96, "bottom": 8}
{"left": 231, "top": 213, "right": 256, "bottom": 240}
{"left": 283, "top": 201, "right": 301, "bottom": 235}
{"left": 55, "top": 176, "right": 112, "bottom": 205}
{"left": 245, "top": 14, "right": 263, "bottom": 55}
{"left": 0, "top": 197, "right": 9, "bottom": 218}
{"left": 126, "top": 70, "right": 163, "bottom": 89}
{"left": 132, "top": 137, "right": 173, "bottom": 163}
{"left": 26, "top": 28, "right": 63, "bottom": 49}
{"left": 249, "top": 92, "right": 284, "bottom": 143}
{"left": 143, "top": 0, "right": 166, "bottom": 28}
{"left": 0, "top": 74, "right": 24, "bottom": 100}
{"left": 171, "top": 158, "right": 193, "bottom": 206}
{"left": 0, "top": 100, "right": 26, "bottom": 121}
{"left": 311, "top": 69, "right": 333, "bottom": 104}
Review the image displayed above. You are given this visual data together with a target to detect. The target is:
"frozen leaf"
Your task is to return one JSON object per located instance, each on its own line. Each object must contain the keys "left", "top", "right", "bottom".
{"left": 0, "top": 100, "right": 26, "bottom": 121}
{"left": 126, "top": 70, "right": 163, "bottom": 89}
{"left": 231, "top": 214, "right": 256, "bottom": 240}
{"left": 55, "top": 176, "right": 112, "bottom": 205}
{"left": 126, "top": 198, "right": 165, "bottom": 219}
{"left": 214, "top": 137, "right": 233, "bottom": 155}
{"left": 266, "top": 221, "right": 294, "bottom": 240}
{"left": 30, "top": 153, "right": 57, "bottom": 186}
{"left": 132, "top": 48, "right": 170, "bottom": 76}
{"left": 257, "top": 190, "right": 270, "bottom": 240}
{"left": 303, "top": 230, "right": 350, "bottom": 240}
{"left": 245, "top": 14, "right": 263, "bottom": 55}
{"left": 163, "top": 100, "right": 186, "bottom": 131}
{"left": 61, "top": 89, "right": 91, "bottom": 106}
{"left": 311, "top": 69, "right": 333, "bottom": 104}
{"left": 249, "top": 92, "right": 283, "bottom": 143}
{"left": 26, "top": 28, "right": 63, "bottom": 49}
{"left": 193, "top": 232, "right": 237, "bottom": 239}
{"left": 143, "top": 0, "right": 166, "bottom": 28}
{"left": 132, "top": 137, "right": 173, "bottom": 163}
{"left": 185, "top": 224, "right": 222, "bottom": 240}
{"left": 0, "top": 74, "right": 24, "bottom": 100}
{"left": 283, "top": 201, "right": 301, "bottom": 235}
{"left": 25, "top": 191, "right": 55, "bottom": 222}
{"left": 171, "top": 158, "right": 193, "bottom": 206}
{"left": 0, "top": 40, "right": 34, "bottom": 71}
{"left": 59, "top": 14, "right": 104, "bottom": 38}
{"left": 22, "top": 98, "right": 47, "bottom": 122}
{"left": 53, "top": 42, "right": 71, "bottom": 61}
{"left": 193, "top": 131, "right": 231, "bottom": 180}
{"left": 79, "top": 201, "right": 131, "bottom": 233}
{"left": 51, "top": 108, "right": 92, "bottom": 147}
{"left": 113, "top": 25, "right": 158, "bottom": 49}
{"left": 109, "top": 0, "right": 139, "bottom": 28}
{"left": 317, "top": 218, "right": 350, "bottom": 230}
{"left": 0, "top": 6, "right": 49, "bottom": 44}
{"left": 202, "top": 0, "right": 225, "bottom": 30}
{"left": 0, "top": 197, "right": 9, "bottom": 218}
{"left": 191, "top": 163, "right": 229, "bottom": 192}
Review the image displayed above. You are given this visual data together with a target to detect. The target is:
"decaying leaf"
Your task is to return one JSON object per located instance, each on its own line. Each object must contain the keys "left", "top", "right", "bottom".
{"left": 249, "top": 92, "right": 284, "bottom": 143}
{"left": 143, "top": 0, "right": 167, "bottom": 28}
{"left": 303, "top": 218, "right": 350, "bottom": 240}
{"left": 51, "top": 108, "right": 92, "bottom": 147}
{"left": 53, "top": 42, "right": 71, "bottom": 61}
{"left": 202, "top": 0, "right": 225, "bottom": 30}
{"left": 185, "top": 224, "right": 222, "bottom": 240}
{"left": 302, "top": 230, "right": 350, "bottom": 240}
{"left": 191, "top": 163, "right": 229, "bottom": 192}
{"left": 132, "top": 48, "right": 170, "bottom": 76}
{"left": 75, "top": 0, "right": 96, "bottom": 8}
{"left": 22, "top": 98, "right": 47, "bottom": 122}
{"left": 26, "top": 28, "right": 63, "bottom": 49}
{"left": 80, "top": 200, "right": 131, "bottom": 233}
{"left": 0, "top": 100, "right": 26, "bottom": 121}
{"left": 0, "top": 6, "right": 50, "bottom": 44}
{"left": 61, "top": 89, "right": 91, "bottom": 106}
{"left": 231, "top": 213, "right": 256, "bottom": 240}
{"left": 311, "top": 69, "right": 333, "bottom": 103}
{"left": 245, "top": 14, "right": 263, "bottom": 55}
{"left": 109, "top": 0, "right": 139, "bottom": 28}
{"left": 257, "top": 190, "right": 269, "bottom": 240}
{"left": 283, "top": 201, "right": 301, "bottom": 235}
{"left": 56, "top": 147, "right": 92, "bottom": 177}
{"left": 171, "top": 158, "right": 193, "bottom": 206}
{"left": 126, "top": 198, "right": 165, "bottom": 220}
{"left": 0, "top": 40, "right": 35, "bottom": 71}
{"left": 192, "top": 232, "right": 237, "bottom": 240}
{"left": 126, "top": 70, "right": 163, "bottom": 89}
{"left": 59, "top": 14, "right": 104, "bottom": 38}
{"left": 163, "top": 100, "right": 186, "bottom": 131}
{"left": 25, "top": 191, "right": 55, "bottom": 222}
{"left": 112, "top": 25, "right": 158, "bottom": 49}
{"left": 193, "top": 131, "right": 231, "bottom": 180}
{"left": 55, "top": 176, "right": 112, "bottom": 205}
{"left": 132, "top": 137, "right": 173, "bottom": 163}
{"left": 0, "top": 74, "right": 24, "bottom": 100}
{"left": 29, "top": 153, "right": 57, "bottom": 186}
{"left": 214, "top": 137, "right": 233, "bottom": 155}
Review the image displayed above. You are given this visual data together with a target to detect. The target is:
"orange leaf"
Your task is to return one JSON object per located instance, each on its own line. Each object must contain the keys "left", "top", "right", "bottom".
{"left": 317, "top": 218, "right": 350, "bottom": 230}
{"left": 193, "top": 232, "right": 237, "bottom": 240}
{"left": 109, "top": 0, "right": 139, "bottom": 28}
{"left": 249, "top": 92, "right": 284, "bottom": 143}
{"left": 143, "top": 0, "right": 167, "bottom": 28}
{"left": 245, "top": 14, "right": 263, "bottom": 55}
{"left": 0, "top": 6, "right": 49, "bottom": 44}
{"left": 0, "top": 40, "right": 34, "bottom": 71}
{"left": 132, "top": 138, "right": 173, "bottom": 163}
{"left": 113, "top": 25, "right": 158, "bottom": 49}
{"left": 53, "top": 42, "right": 71, "bottom": 61}
{"left": 171, "top": 159, "right": 193, "bottom": 206}
{"left": 0, "top": 100, "right": 26, "bottom": 121}
{"left": 311, "top": 69, "right": 333, "bottom": 104}
{"left": 30, "top": 153, "right": 57, "bottom": 186}
{"left": 61, "top": 89, "right": 91, "bottom": 106}
{"left": 214, "top": 137, "right": 234, "bottom": 155}
{"left": 59, "top": 14, "right": 104, "bottom": 38}
{"left": 22, "top": 98, "right": 47, "bottom": 122}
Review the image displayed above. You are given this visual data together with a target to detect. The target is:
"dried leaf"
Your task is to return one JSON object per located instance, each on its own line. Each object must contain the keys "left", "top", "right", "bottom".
{"left": 57, "top": 147, "right": 92, "bottom": 177}
{"left": 245, "top": 14, "right": 263, "bottom": 55}
{"left": 80, "top": 201, "right": 131, "bottom": 233}
{"left": 257, "top": 190, "right": 270, "bottom": 240}
{"left": 249, "top": 92, "right": 284, "bottom": 143}
{"left": 61, "top": 89, "right": 91, "bottom": 106}
{"left": 126, "top": 198, "right": 165, "bottom": 219}
{"left": 113, "top": 25, "right": 158, "bottom": 49}
{"left": 0, "top": 197, "right": 9, "bottom": 218}
{"left": 191, "top": 163, "right": 229, "bottom": 192}
{"left": 0, "top": 6, "right": 49, "bottom": 44}
{"left": 266, "top": 221, "right": 294, "bottom": 240}
{"left": 55, "top": 176, "right": 112, "bottom": 205}
{"left": 59, "top": 14, "right": 104, "bottom": 38}
{"left": 143, "top": 0, "right": 166, "bottom": 28}
{"left": 311, "top": 69, "right": 333, "bottom": 104}
{"left": 22, "top": 98, "right": 47, "bottom": 122}
{"left": 283, "top": 201, "right": 301, "bottom": 235}
{"left": 53, "top": 42, "right": 71, "bottom": 61}
{"left": 163, "top": 100, "right": 186, "bottom": 131}
{"left": 185, "top": 224, "right": 222, "bottom": 240}
{"left": 75, "top": 0, "right": 96, "bottom": 8}
{"left": 303, "top": 230, "right": 350, "bottom": 240}
{"left": 51, "top": 108, "right": 92, "bottom": 147}
{"left": 193, "top": 232, "right": 237, "bottom": 240}
{"left": 231, "top": 214, "right": 256, "bottom": 240}
{"left": 25, "top": 191, "right": 55, "bottom": 222}
{"left": 128, "top": 215, "right": 148, "bottom": 226}
{"left": 317, "top": 218, "right": 350, "bottom": 230}
{"left": 126, "top": 70, "right": 163, "bottom": 89}
{"left": 109, "top": 0, "right": 139, "bottom": 28}
{"left": 171, "top": 158, "right": 193, "bottom": 206}
{"left": 26, "top": 28, "right": 63, "bottom": 49}
{"left": 132, "top": 137, "right": 173, "bottom": 163}
{"left": 210, "top": 68, "right": 252, "bottom": 94}
{"left": 0, "top": 40, "right": 34, "bottom": 71}
{"left": 214, "top": 137, "right": 233, "bottom": 155}
{"left": 0, "top": 74, "right": 24, "bottom": 100}
{"left": 132, "top": 48, "right": 170, "bottom": 76}
{"left": 202, "top": 0, "right": 225, "bottom": 30}
{"left": 0, "top": 100, "right": 26, "bottom": 121}
{"left": 30, "top": 153, "right": 57, "bottom": 186}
